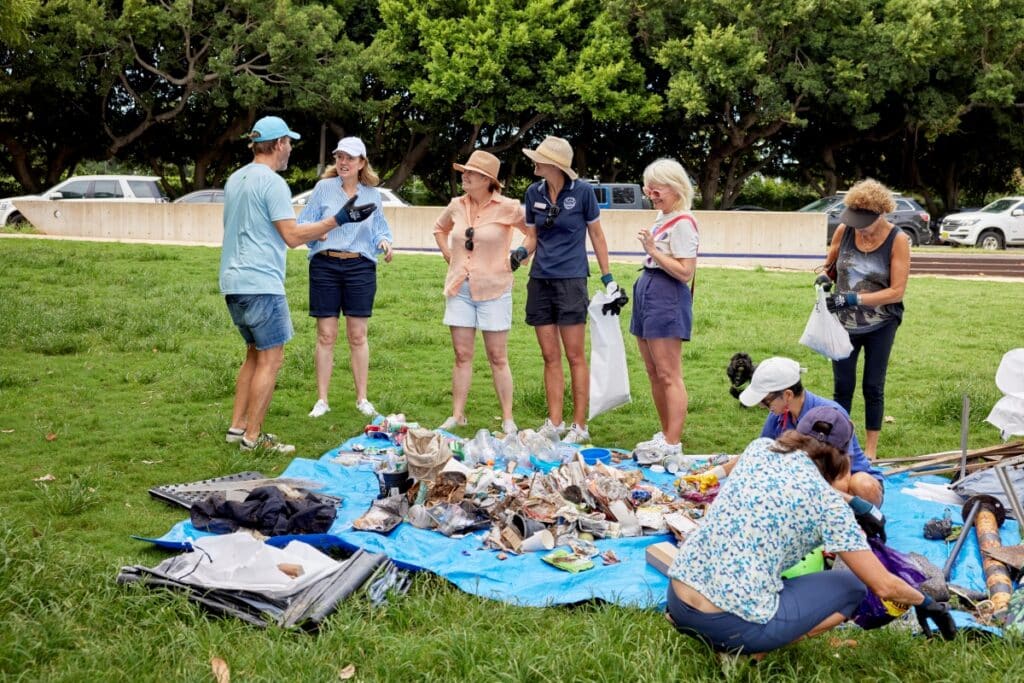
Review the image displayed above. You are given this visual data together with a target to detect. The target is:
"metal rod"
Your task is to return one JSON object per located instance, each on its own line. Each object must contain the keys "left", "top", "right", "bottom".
{"left": 958, "top": 394, "right": 970, "bottom": 481}
{"left": 943, "top": 499, "right": 981, "bottom": 581}
{"left": 994, "top": 464, "right": 1024, "bottom": 541}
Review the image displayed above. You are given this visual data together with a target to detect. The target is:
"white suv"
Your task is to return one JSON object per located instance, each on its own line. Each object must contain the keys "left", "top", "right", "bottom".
{"left": 939, "top": 197, "right": 1024, "bottom": 250}
{"left": 0, "top": 175, "right": 166, "bottom": 226}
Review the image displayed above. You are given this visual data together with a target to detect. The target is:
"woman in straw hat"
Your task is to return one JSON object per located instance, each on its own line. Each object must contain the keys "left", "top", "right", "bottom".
{"left": 520, "top": 136, "right": 620, "bottom": 445}
{"left": 433, "top": 150, "right": 529, "bottom": 434}
{"left": 300, "top": 136, "right": 393, "bottom": 421}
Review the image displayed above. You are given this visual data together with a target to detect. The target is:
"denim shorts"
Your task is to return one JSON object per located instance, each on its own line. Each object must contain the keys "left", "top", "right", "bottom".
{"left": 309, "top": 253, "right": 377, "bottom": 318}
{"left": 525, "top": 277, "right": 588, "bottom": 326}
{"left": 665, "top": 571, "right": 866, "bottom": 654}
{"left": 225, "top": 294, "right": 293, "bottom": 351}
{"left": 630, "top": 268, "right": 692, "bottom": 340}
{"left": 444, "top": 280, "right": 512, "bottom": 332}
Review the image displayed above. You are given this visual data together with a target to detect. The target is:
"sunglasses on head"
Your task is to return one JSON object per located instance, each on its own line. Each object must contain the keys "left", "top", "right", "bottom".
{"left": 465, "top": 227, "right": 474, "bottom": 251}
{"left": 542, "top": 204, "right": 560, "bottom": 229}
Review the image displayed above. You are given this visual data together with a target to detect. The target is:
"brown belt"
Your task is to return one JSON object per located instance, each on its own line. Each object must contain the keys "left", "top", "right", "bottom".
{"left": 321, "top": 250, "right": 361, "bottom": 260}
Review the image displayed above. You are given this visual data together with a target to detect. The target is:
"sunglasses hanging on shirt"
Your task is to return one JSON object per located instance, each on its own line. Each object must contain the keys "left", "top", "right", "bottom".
{"left": 465, "top": 226, "right": 474, "bottom": 251}
{"left": 542, "top": 204, "right": 560, "bottom": 229}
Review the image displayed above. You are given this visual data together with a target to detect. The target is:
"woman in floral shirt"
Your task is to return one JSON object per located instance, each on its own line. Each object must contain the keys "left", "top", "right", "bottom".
{"left": 666, "top": 406, "right": 951, "bottom": 655}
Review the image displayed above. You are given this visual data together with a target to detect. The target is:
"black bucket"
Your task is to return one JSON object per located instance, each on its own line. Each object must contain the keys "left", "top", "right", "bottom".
{"left": 377, "top": 469, "right": 411, "bottom": 499}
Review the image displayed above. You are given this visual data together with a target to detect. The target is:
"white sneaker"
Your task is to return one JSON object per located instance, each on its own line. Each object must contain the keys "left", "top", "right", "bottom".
{"left": 634, "top": 431, "right": 666, "bottom": 452}
{"left": 635, "top": 440, "right": 682, "bottom": 466}
{"left": 501, "top": 418, "right": 518, "bottom": 434}
{"left": 356, "top": 399, "right": 377, "bottom": 417}
{"left": 563, "top": 423, "right": 590, "bottom": 444}
{"left": 538, "top": 418, "right": 566, "bottom": 441}
{"left": 439, "top": 415, "right": 468, "bottom": 431}
{"left": 225, "top": 428, "right": 245, "bottom": 444}
{"left": 240, "top": 433, "right": 296, "bottom": 455}
{"left": 308, "top": 399, "right": 330, "bottom": 418}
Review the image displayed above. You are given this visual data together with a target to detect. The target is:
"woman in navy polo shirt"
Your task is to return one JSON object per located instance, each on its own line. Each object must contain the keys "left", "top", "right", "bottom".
{"left": 299, "top": 137, "right": 394, "bottom": 420}
{"left": 520, "top": 136, "right": 620, "bottom": 444}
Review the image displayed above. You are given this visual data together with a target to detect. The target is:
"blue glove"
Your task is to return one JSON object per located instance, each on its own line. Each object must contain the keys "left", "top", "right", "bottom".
{"left": 510, "top": 246, "right": 528, "bottom": 271}
{"left": 848, "top": 496, "right": 886, "bottom": 543}
{"left": 826, "top": 291, "right": 858, "bottom": 313}
{"left": 334, "top": 195, "right": 376, "bottom": 225}
{"left": 814, "top": 274, "right": 833, "bottom": 292}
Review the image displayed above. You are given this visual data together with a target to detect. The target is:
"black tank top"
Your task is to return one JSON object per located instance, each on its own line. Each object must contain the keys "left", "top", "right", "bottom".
{"left": 835, "top": 225, "right": 904, "bottom": 333}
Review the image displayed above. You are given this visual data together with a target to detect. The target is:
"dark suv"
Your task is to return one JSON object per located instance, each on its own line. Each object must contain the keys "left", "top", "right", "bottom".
{"left": 799, "top": 194, "right": 933, "bottom": 246}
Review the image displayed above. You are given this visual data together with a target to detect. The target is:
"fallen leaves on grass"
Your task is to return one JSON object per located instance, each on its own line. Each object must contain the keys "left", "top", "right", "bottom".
{"left": 828, "top": 637, "right": 858, "bottom": 648}
{"left": 45, "top": 432, "right": 58, "bottom": 442}
{"left": 339, "top": 664, "right": 356, "bottom": 679}
{"left": 33, "top": 474, "right": 56, "bottom": 482}
{"left": 210, "top": 657, "right": 230, "bottom": 683}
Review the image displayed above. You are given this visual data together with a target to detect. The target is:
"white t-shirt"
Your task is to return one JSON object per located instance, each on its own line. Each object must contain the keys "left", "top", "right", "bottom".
{"left": 644, "top": 210, "right": 699, "bottom": 269}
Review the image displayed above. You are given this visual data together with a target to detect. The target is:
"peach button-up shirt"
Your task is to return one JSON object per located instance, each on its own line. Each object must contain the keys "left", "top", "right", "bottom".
{"left": 433, "top": 193, "right": 527, "bottom": 301}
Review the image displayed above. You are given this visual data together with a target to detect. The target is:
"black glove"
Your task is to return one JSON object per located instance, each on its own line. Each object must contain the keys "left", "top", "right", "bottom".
{"left": 915, "top": 596, "right": 957, "bottom": 640}
{"left": 814, "top": 273, "right": 833, "bottom": 292}
{"left": 849, "top": 496, "right": 886, "bottom": 543}
{"left": 510, "top": 246, "right": 528, "bottom": 271}
{"left": 825, "top": 291, "right": 858, "bottom": 314}
{"left": 601, "top": 286, "right": 629, "bottom": 315}
{"left": 334, "top": 195, "right": 376, "bottom": 225}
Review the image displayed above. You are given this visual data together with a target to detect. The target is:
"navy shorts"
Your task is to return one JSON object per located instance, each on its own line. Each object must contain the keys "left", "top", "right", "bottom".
{"left": 666, "top": 571, "right": 866, "bottom": 654}
{"left": 225, "top": 294, "right": 293, "bottom": 351}
{"left": 309, "top": 253, "right": 377, "bottom": 318}
{"left": 630, "top": 268, "right": 692, "bottom": 340}
{"left": 525, "top": 277, "right": 588, "bottom": 326}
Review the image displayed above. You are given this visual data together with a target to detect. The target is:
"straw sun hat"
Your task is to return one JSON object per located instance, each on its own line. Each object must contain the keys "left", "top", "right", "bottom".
{"left": 522, "top": 136, "right": 578, "bottom": 180}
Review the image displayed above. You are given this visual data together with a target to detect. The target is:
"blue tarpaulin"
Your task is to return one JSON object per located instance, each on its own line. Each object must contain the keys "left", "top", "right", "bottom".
{"left": 150, "top": 435, "right": 1019, "bottom": 619}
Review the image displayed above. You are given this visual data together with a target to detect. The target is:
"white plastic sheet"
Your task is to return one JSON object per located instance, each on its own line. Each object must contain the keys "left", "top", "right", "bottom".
{"left": 799, "top": 285, "right": 853, "bottom": 361}
{"left": 587, "top": 290, "right": 631, "bottom": 420}
{"left": 987, "top": 348, "right": 1024, "bottom": 438}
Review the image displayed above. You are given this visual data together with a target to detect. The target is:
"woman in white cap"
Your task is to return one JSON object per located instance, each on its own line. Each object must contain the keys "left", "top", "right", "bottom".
{"left": 432, "top": 150, "right": 529, "bottom": 434}
{"left": 818, "top": 178, "right": 910, "bottom": 459}
{"left": 520, "top": 136, "right": 620, "bottom": 444}
{"left": 630, "top": 158, "right": 699, "bottom": 464}
{"left": 666, "top": 406, "right": 954, "bottom": 656}
{"left": 299, "top": 137, "right": 394, "bottom": 419}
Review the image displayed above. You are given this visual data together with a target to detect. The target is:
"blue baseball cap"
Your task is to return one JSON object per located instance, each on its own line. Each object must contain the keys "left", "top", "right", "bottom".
{"left": 797, "top": 406, "right": 854, "bottom": 452}
{"left": 250, "top": 116, "right": 301, "bottom": 143}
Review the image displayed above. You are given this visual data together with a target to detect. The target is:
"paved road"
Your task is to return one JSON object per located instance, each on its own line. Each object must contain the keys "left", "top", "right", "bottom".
{"left": 911, "top": 251, "right": 1024, "bottom": 278}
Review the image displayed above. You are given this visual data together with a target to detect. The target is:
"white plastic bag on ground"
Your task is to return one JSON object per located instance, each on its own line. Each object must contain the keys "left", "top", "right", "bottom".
{"left": 587, "top": 290, "right": 631, "bottom": 420}
{"left": 799, "top": 285, "right": 853, "bottom": 361}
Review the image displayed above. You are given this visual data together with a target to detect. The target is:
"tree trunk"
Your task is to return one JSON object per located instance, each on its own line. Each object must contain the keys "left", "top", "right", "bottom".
{"left": 384, "top": 132, "right": 433, "bottom": 190}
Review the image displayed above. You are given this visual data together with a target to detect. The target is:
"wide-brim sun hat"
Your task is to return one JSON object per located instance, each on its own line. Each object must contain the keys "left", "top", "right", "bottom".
{"left": 453, "top": 150, "right": 503, "bottom": 188}
{"left": 522, "top": 136, "right": 578, "bottom": 180}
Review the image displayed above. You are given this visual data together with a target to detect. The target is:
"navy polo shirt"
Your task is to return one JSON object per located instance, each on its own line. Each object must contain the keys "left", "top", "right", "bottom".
{"left": 759, "top": 390, "right": 883, "bottom": 483}
{"left": 524, "top": 178, "right": 600, "bottom": 279}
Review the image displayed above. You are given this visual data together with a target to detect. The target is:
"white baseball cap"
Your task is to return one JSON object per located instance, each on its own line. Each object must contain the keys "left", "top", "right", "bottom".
{"left": 333, "top": 136, "right": 367, "bottom": 158}
{"left": 739, "top": 357, "right": 805, "bottom": 407}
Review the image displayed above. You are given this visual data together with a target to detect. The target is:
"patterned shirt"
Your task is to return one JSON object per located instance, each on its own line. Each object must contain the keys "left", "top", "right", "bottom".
{"left": 300, "top": 179, "right": 393, "bottom": 263}
{"left": 644, "top": 210, "right": 699, "bottom": 269}
{"left": 668, "top": 437, "right": 869, "bottom": 623}
{"left": 835, "top": 225, "right": 905, "bottom": 333}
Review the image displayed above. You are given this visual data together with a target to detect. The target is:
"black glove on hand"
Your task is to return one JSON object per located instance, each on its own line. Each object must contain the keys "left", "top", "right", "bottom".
{"left": 915, "top": 596, "right": 958, "bottom": 640}
{"left": 334, "top": 195, "right": 376, "bottom": 225}
{"left": 601, "top": 287, "right": 629, "bottom": 315}
{"left": 510, "top": 246, "right": 528, "bottom": 271}
{"left": 849, "top": 496, "right": 887, "bottom": 543}
{"left": 814, "top": 274, "right": 833, "bottom": 292}
{"left": 825, "top": 291, "right": 858, "bottom": 314}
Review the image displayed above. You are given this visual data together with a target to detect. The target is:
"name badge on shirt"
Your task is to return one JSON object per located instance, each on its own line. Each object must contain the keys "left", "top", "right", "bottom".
{"left": 533, "top": 201, "right": 548, "bottom": 210}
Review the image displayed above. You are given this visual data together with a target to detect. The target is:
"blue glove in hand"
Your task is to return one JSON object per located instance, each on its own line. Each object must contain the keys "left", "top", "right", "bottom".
{"left": 814, "top": 274, "right": 833, "bottom": 292}
{"left": 334, "top": 195, "right": 376, "bottom": 225}
{"left": 826, "top": 291, "right": 858, "bottom": 313}
{"left": 914, "top": 595, "right": 958, "bottom": 640}
{"left": 848, "top": 496, "right": 886, "bottom": 543}
{"left": 510, "top": 246, "right": 528, "bottom": 271}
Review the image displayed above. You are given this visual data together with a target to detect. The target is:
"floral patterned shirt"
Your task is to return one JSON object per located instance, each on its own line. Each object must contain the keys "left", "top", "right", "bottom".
{"left": 668, "top": 437, "right": 868, "bottom": 623}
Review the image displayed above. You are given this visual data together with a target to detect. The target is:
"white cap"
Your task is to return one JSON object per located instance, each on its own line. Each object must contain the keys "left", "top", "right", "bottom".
{"left": 333, "top": 136, "right": 367, "bottom": 158}
{"left": 739, "top": 357, "right": 805, "bottom": 407}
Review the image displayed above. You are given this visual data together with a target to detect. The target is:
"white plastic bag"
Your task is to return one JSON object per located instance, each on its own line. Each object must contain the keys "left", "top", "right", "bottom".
{"left": 799, "top": 286, "right": 853, "bottom": 361}
{"left": 587, "top": 290, "right": 631, "bottom": 419}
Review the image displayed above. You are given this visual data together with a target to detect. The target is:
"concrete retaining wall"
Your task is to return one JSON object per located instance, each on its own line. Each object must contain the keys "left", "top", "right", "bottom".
{"left": 14, "top": 200, "right": 825, "bottom": 270}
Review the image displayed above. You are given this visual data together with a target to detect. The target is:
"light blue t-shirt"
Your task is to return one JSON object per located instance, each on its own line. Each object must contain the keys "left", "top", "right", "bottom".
{"left": 219, "top": 163, "right": 296, "bottom": 295}
{"left": 668, "top": 437, "right": 869, "bottom": 623}
{"left": 300, "top": 180, "right": 393, "bottom": 263}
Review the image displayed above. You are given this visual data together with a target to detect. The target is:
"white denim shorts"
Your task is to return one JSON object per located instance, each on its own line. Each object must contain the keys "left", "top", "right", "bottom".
{"left": 443, "top": 280, "right": 512, "bottom": 332}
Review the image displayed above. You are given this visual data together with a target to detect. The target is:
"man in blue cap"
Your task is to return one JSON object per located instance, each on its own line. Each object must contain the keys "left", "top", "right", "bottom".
{"left": 220, "top": 116, "right": 373, "bottom": 453}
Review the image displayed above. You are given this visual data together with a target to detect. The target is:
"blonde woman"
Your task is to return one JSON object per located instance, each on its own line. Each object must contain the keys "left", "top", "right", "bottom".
{"left": 631, "top": 159, "right": 699, "bottom": 464}
{"left": 820, "top": 178, "right": 910, "bottom": 459}
{"left": 300, "top": 137, "right": 394, "bottom": 419}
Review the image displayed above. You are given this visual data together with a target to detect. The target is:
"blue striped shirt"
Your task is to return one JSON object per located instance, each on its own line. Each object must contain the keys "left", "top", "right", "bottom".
{"left": 299, "top": 179, "right": 393, "bottom": 262}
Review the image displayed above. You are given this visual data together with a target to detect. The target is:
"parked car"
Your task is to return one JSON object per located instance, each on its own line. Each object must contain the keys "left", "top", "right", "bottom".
{"left": 586, "top": 181, "right": 653, "bottom": 210}
{"left": 798, "top": 193, "right": 933, "bottom": 246}
{"left": 174, "top": 189, "right": 225, "bottom": 204}
{"left": 0, "top": 175, "right": 166, "bottom": 225}
{"left": 291, "top": 187, "right": 407, "bottom": 208}
{"left": 939, "top": 197, "right": 1024, "bottom": 250}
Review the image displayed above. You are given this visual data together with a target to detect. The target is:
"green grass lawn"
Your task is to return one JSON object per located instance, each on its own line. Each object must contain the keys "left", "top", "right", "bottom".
{"left": 1, "top": 237, "right": 1022, "bottom": 681}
